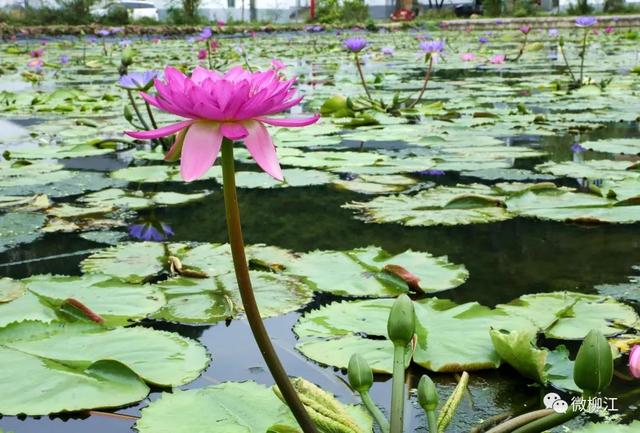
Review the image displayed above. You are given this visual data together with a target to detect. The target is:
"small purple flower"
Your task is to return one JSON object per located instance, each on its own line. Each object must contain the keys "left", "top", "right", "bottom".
{"left": 520, "top": 25, "right": 531, "bottom": 34}
{"left": 305, "top": 24, "right": 324, "bottom": 32}
{"left": 199, "top": 26, "right": 213, "bottom": 39}
{"left": 548, "top": 28, "right": 559, "bottom": 37}
{"left": 479, "top": 36, "right": 489, "bottom": 44}
{"left": 575, "top": 16, "right": 597, "bottom": 27}
{"left": 118, "top": 70, "right": 159, "bottom": 90}
{"left": 419, "top": 40, "right": 445, "bottom": 54}
{"left": 494, "top": 19, "right": 503, "bottom": 25}
{"left": 571, "top": 142, "right": 586, "bottom": 153}
{"left": 59, "top": 54, "right": 70, "bottom": 65}
{"left": 96, "top": 29, "right": 111, "bottom": 37}
{"left": 119, "top": 39, "right": 132, "bottom": 47}
{"left": 417, "top": 169, "right": 445, "bottom": 176}
{"left": 128, "top": 222, "right": 174, "bottom": 242}
{"left": 343, "top": 37, "right": 367, "bottom": 53}
{"left": 381, "top": 46, "right": 395, "bottom": 56}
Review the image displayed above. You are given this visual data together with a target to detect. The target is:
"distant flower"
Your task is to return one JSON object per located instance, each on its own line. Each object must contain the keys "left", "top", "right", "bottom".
{"left": 419, "top": 40, "right": 445, "bottom": 54}
{"left": 119, "top": 39, "right": 132, "bottom": 47}
{"left": 96, "top": 29, "right": 111, "bottom": 37}
{"left": 271, "top": 59, "right": 285, "bottom": 70}
{"left": 305, "top": 24, "right": 323, "bottom": 32}
{"left": 29, "top": 48, "right": 44, "bottom": 58}
{"left": 217, "top": 20, "right": 225, "bottom": 27}
{"left": 489, "top": 54, "right": 506, "bottom": 64}
{"left": 575, "top": 16, "right": 597, "bottom": 27}
{"left": 125, "top": 66, "right": 320, "bottom": 182}
{"left": 118, "top": 70, "right": 159, "bottom": 90}
{"left": 571, "top": 142, "right": 586, "bottom": 153}
{"left": 460, "top": 52, "right": 476, "bottom": 61}
{"left": 128, "top": 222, "right": 174, "bottom": 242}
{"left": 592, "top": 28, "right": 600, "bottom": 36}
{"left": 197, "top": 49, "right": 207, "bottom": 60}
{"left": 59, "top": 54, "right": 70, "bottom": 65}
{"left": 187, "top": 37, "right": 195, "bottom": 44}
{"left": 548, "top": 28, "right": 559, "bottom": 37}
{"left": 479, "top": 36, "right": 489, "bottom": 44}
{"left": 199, "top": 26, "right": 213, "bottom": 39}
{"left": 629, "top": 345, "right": 640, "bottom": 378}
{"left": 151, "top": 37, "right": 161, "bottom": 44}
{"left": 417, "top": 169, "right": 445, "bottom": 176}
{"left": 210, "top": 40, "right": 220, "bottom": 50}
{"left": 27, "top": 58, "right": 44, "bottom": 69}
{"left": 520, "top": 25, "right": 531, "bottom": 34}
{"left": 604, "top": 26, "right": 614, "bottom": 34}
{"left": 494, "top": 19, "right": 503, "bottom": 25}
{"left": 381, "top": 46, "right": 394, "bottom": 56}
{"left": 343, "top": 37, "right": 367, "bottom": 53}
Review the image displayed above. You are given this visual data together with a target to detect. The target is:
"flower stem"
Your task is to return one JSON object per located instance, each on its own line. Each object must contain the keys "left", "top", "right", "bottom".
{"left": 559, "top": 43, "right": 577, "bottom": 82}
{"left": 426, "top": 410, "right": 437, "bottom": 433}
{"left": 360, "top": 391, "right": 390, "bottom": 433}
{"left": 144, "top": 100, "right": 159, "bottom": 130}
{"left": 127, "top": 90, "right": 150, "bottom": 130}
{"left": 220, "top": 139, "right": 318, "bottom": 433}
{"left": 578, "top": 29, "right": 589, "bottom": 85}
{"left": 389, "top": 344, "right": 406, "bottom": 433}
{"left": 407, "top": 56, "right": 433, "bottom": 109}
{"left": 484, "top": 409, "right": 553, "bottom": 433}
{"left": 510, "top": 406, "right": 578, "bottom": 433}
{"left": 513, "top": 33, "right": 528, "bottom": 62}
{"left": 354, "top": 53, "right": 373, "bottom": 103}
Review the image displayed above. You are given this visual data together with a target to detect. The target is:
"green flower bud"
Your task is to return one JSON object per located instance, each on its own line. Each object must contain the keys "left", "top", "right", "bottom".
{"left": 347, "top": 353, "right": 373, "bottom": 393}
{"left": 417, "top": 375, "right": 439, "bottom": 412}
{"left": 123, "top": 105, "right": 133, "bottom": 122}
{"left": 387, "top": 294, "right": 415, "bottom": 347}
{"left": 559, "top": 36, "right": 565, "bottom": 47}
{"left": 573, "top": 329, "right": 613, "bottom": 394}
{"left": 121, "top": 46, "right": 134, "bottom": 66}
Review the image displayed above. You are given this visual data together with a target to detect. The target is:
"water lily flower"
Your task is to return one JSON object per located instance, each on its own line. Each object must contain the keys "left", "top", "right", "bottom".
{"left": 199, "top": 26, "right": 213, "bottom": 40}
{"left": 271, "top": 59, "right": 286, "bottom": 70}
{"left": 210, "top": 40, "right": 220, "bottom": 50}
{"left": 489, "top": 54, "right": 506, "bottom": 64}
{"left": 119, "top": 39, "right": 132, "bottom": 47}
{"left": 125, "top": 66, "right": 320, "bottom": 181}
{"left": 549, "top": 28, "right": 559, "bottom": 37}
{"left": 605, "top": 26, "right": 614, "bottom": 34}
{"left": 381, "top": 47, "right": 395, "bottom": 56}
{"left": 520, "top": 25, "right": 531, "bottom": 34}
{"left": 343, "top": 37, "right": 367, "bottom": 53}
{"left": 29, "top": 48, "right": 44, "bottom": 58}
{"left": 197, "top": 49, "right": 207, "bottom": 60}
{"left": 119, "top": 70, "right": 159, "bottom": 90}
{"left": 59, "top": 54, "right": 70, "bottom": 65}
{"left": 96, "top": 29, "right": 111, "bottom": 37}
{"left": 571, "top": 142, "right": 586, "bottom": 153}
{"left": 629, "top": 345, "right": 640, "bottom": 378}
{"left": 217, "top": 20, "right": 225, "bottom": 27}
{"left": 479, "top": 36, "right": 489, "bottom": 44}
{"left": 576, "top": 16, "right": 597, "bottom": 27}
{"left": 418, "top": 169, "right": 445, "bottom": 176}
{"left": 419, "top": 40, "right": 445, "bottom": 54}
{"left": 460, "top": 52, "right": 476, "bottom": 62}
{"left": 128, "top": 221, "right": 174, "bottom": 242}
{"left": 27, "top": 58, "right": 44, "bottom": 69}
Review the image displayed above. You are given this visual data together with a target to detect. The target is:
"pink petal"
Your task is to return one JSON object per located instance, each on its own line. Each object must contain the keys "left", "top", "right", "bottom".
{"left": 630, "top": 345, "right": 640, "bottom": 378}
{"left": 256, "top": 114, "right": 320, "bottom": 127}
{"left": 180, "top": 121, "right": 223, "bottom": 182}
{"left": 220, "top": 122, "right": 249, "bottom": 140}
{"left": 243, "top": 120, "right": 283, "bottom": 181}
{"left": 125, "top": 120, "right": 193, "bottom": 139}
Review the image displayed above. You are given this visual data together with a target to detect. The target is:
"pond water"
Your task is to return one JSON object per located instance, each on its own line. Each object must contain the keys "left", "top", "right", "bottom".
{"left": 1, "top": 25, "right": 640, "bottom": 433}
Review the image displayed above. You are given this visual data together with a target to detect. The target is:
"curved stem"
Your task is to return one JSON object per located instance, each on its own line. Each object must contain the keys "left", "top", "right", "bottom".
{"left": 559, "top": 43, "right": 576, "bottom": 82}
{"left": 127, "top": 90, "right": 150, "bottom": 130}
{"left": 360, "top": 391, "right": 390, "bottom": 433}
{"left": 426, "top": 410, "right": 437, "bottom": 433}
{"left": 144, "top": 100, "right": 159, "bottom": 130}
{"left": 484, "top": 409, "right": 553, "bottom": 433}
{"left": 510, "top": 406, "right": 577, "bottom": 433}
{"left": 354, "top": 53, "right": 373, "bottom": 103}
{"left": 220, "top": 139, "right": 318, "bottom": 433}
{"left": 389, "top": 344, "right": 406, "bottom": 433}
{"left": 513, "top": 33, "right": 528, "bottom": 62}
{"left": 407, "top": 56, "right": 433, "bottom": 109}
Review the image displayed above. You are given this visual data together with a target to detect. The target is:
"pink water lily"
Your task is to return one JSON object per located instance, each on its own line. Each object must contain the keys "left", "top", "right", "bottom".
{"left": 126, "top": 66, "right": 320, "bottom": 182}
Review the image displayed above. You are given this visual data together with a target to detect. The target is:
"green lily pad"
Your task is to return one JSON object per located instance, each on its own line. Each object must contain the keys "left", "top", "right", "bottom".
{"left": 572, "top": 422, "right": 640, "bottom": 433}
{"left": 582, "top": 138, "right": 640, "bottom": 155}
{"left": 81, "top": 242, "right": 167, "bottom": 283}
{"left": 285, "top": 246, "right": 468, "bottom": 297}
{"left": 0, "top": 212, "right": 46, "bottom": 253}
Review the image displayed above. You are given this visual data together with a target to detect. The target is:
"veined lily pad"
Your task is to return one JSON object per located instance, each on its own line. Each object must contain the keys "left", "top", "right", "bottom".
{"left": 0, "top": 212, "right": 46, "bottom": 253}
{"left": 0, "top": 321, "right": 209, "bottom": 387}
{"left": 285, "top": 246, "right": 468, "bottom": 297}
{"left": 81, "top": 242, "right": 167, "bottom": 283}
{"left": 581, "top": 138, "right": 640, "bottom": 155}
{"left": 535, "top": 160, "right": 640, "bottom": 181}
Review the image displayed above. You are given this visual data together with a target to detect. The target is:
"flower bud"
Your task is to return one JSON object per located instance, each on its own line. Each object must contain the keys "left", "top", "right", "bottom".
{"left": 559, "top": 36, "right": 565, "bottom": 47}
{"left": 417, "top": 375, "right": 438, "bottom": 412}
{"left": 121, "top": 46, "right": 134, "bottom": 66}
{"left": 629, "top": 345, "right": 640, "bottom": 378}
{"left": 347, "top": 353, "right": 373, "bottom": 393}
{"left": 573, "top": 329, "right": 613, "bottom": 394}
{"left": 123, "top": 105, "right": 133, "bottom": 122}
{"left": 387, "top": 294, "right": 415, "bottom": 347}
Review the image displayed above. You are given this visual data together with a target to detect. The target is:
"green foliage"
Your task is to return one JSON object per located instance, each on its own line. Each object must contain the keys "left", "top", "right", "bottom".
{"left": 567, "top": 0, "right": 593, "bottom": 14}
{"left": 484, "top": 0, "right": 503, "bottom": 17}
{"left": 97, "top": 4, "right": 130, "bottom": 25}
{"left": 56, "top": 0, "right": 99, "bottom": 24}
{"left": 513, "top": 0, "right": 540, "bottom": 17}
{"left": 166, "top": 5, "right": 204, "bottom": 24}
{"left": 314, "top": 0, "right": 370, "bottom": 24}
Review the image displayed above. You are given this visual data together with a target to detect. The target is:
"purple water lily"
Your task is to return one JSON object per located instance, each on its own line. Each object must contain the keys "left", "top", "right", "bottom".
{"left": 571, "top": 142, "right": 586, "bottom": 153}
{"left": 59, "top": 54, "right": 70, "bottom": 65}
{"left": 418, "top": 169, "right": 446, "bottom": 176}
{"left": 118, "top": 70, "right": 159, "bottom": 90}
{"left": 199, "top": 26, "right": 213, "bottom": 39}
{"left": 381, "top": 46, "right": 395, "bottom": 56}
{"left": 128, "top": 222, "right": 174, "bottom": 242}
{"left": 575, "top": 16, "right": 597, "bottom": 27}
{"left": 479, "top": 36, "right": 489, "bottom": 44}
{"left": 419, "top": 40, "right": 445, "bottom": 54}
{"left": 96, "top": 29, "right": 111, "bottom": 37}
{"left": 548, "top": 28, "right": 559, "bottom": 37}
{"left": 343, "top": 37, "right": 367, "bottom": 53}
